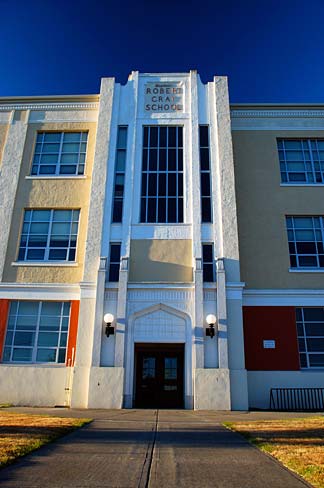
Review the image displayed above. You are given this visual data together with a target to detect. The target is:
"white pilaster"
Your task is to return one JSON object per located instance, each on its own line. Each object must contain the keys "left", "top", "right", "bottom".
{"left": 216, "top": 258, "right": 229, "bottom": 368}
{"left": 113, "top": 72, "right": 139, "bottom": 371}
{"left": 90, "top": 257, "right": 107, "bottom": 367}
{"left": 190, "top": 71, "right": 204, "bottom": 370}
{"left": 114, "top": 257, "right": 129, "bottom": 367}
{"left": 71, "top": 78, "right": 115, "bottom": 408}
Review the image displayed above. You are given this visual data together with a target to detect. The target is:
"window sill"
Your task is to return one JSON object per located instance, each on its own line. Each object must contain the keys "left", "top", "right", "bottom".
{"left": 300, "top": 367, "right": 324, "bottom": 371}
{"left": 12, "top": 262, "right": 78, "bottom": 267}
{"left": 289, "top": 268, "right": 324, "bottom": 273}
{"left": 1, "top": 362, "right": 66, "bottom": 368}
{"left": 25, "top": 176, "right": 87, "bottom": 180}
{"left": 280, "top": 183, "right": 324, "bottom": 187}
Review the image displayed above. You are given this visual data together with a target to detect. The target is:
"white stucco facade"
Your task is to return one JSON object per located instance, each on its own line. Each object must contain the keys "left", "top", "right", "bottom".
{"left": 71, "top": 71, "right": 248, "bottom": 410}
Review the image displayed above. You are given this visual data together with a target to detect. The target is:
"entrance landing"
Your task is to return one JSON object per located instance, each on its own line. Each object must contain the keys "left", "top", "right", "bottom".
{"left": 0, "top": 409, "right": 312, "bottom": 488}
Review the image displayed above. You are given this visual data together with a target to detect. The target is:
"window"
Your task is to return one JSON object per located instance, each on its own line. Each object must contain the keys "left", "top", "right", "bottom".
{"left": 199, "top": 126, "right": 212, "bottom": 222}
{"left": 278, "top": 139, "right": 324, "bottom": 184}
{"left": 112, "top": 126, "right": 128, "bottom": 222}
{"left": 18, "top": 209, "right": 80, "bottom": 262}
{"left": 108, "top": 243, "right": 121, "bottom": 281}
{"left": 31, "top": 132, "right": 88, "bottom": 176}
{"left": 286, "top": 216, "right": 324, "bottom": 268}
{"left": 202, "top": 243, "right": 215, "bottom": 282}
{"left": 140, "top": 126, "right": 183, "bottom": 223}
{"left": 3, "top": 301, "right": 71, "bottom": 363}
{"left": 296, "top": 308, "right": 324, "bottom": 368}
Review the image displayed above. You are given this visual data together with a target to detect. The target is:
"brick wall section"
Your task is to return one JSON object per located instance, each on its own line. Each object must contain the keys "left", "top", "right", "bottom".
{"left": 0, "top": 299, "right": 9, "bottom": 361}
{"left": 243, "top": 306, "right": 300, "bottom": 371}
{"left": 66, "top": 300, "right": 80, "bottom": 366}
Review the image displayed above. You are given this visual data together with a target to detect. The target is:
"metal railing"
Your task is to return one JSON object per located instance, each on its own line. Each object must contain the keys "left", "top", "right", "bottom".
{"left": 270, "top": 387, "right": 324, "bottom": 411}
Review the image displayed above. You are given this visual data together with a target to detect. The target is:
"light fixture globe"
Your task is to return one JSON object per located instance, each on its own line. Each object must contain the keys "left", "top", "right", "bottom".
{"left": 104, "top": 313, "right": 114, "bottom": 324}
{"left": 206, "top": 314, "right": 216, "bottom": 325}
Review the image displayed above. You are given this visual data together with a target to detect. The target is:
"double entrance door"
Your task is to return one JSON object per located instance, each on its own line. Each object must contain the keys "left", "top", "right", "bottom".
{"left": 135, "top": 343, "right": 184, "bottom": 408}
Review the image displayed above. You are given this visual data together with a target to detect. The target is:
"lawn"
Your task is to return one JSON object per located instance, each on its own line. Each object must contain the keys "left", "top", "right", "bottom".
{"left": 0, "top": 412, "right": 91, "bottom": 468}
{"left": 224, "top": 417, "right": 324, "bottom": 488}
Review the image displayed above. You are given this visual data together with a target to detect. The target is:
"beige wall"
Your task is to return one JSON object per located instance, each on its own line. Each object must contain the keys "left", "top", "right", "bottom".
{"left": 2, "top": 122, "right": 97, "bottom": 283}
{"left": 0, "top": 123, "right": 9, "bottom": 166}
{"left": 129, "top": 239, "right": 193, "bottom": 282}
{"left": 233, "top": 130, "right": 324, "bottom": 289}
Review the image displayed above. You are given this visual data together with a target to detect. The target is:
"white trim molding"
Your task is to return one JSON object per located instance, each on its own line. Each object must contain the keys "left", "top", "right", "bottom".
{"left": 11, "top": 262, "right": 78, "bottom": 267}
{"left": 0, "top": 103, "right": 99, "bottom": 111}
{"left": 231, "top": 110, "right": 324, "bottom": 118}
{"left": 289, "top": 269, "right": 324, "bottom": 273}
{"left": 79, "top": 281, "right": 97, "bottom": 299}
{"left": 0, "top": 283, "right": 80, "bottom": 300}
{"left": 244, "top": 289, "right": 324, "bottom": 306}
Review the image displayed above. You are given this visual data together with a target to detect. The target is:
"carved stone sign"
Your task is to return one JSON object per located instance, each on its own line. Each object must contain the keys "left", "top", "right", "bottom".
{"left": 144, "top": 82, "right": 183, "bottom": 113}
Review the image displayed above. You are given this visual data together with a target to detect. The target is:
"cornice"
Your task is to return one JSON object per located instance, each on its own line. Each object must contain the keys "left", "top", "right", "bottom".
{"left": 231, "top": 110, "right": 324, "bottom": 118}
{"left": 0, "top": 102, "right": 99, "bottom": 111}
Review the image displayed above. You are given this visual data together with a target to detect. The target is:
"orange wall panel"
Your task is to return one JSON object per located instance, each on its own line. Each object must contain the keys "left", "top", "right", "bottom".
{"left": 0, "top": 300, "right": 9, "bottom": 361}
{"left": 243, "top": 306, "right": 300, "bottom": 371}
{"left": 66, "top": 300, "right": 80, "bottom": 366}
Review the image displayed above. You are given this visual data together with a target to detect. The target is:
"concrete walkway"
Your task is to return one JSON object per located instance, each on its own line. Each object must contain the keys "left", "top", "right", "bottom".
{"left": 0, "top": 409, "right": 315, "bottom": 488}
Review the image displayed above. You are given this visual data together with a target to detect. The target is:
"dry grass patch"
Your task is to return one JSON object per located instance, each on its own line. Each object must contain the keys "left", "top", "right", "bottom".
{"left": 224, "top": 417, "right": 324, "bottom": 488}
{"left": 0, "top": 412, "right": 91, "bottom": 468}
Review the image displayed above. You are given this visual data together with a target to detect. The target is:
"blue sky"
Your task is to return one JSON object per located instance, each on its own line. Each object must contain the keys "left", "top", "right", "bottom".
{"left": 1, "top": 0, "right": 324, "bottom": 102}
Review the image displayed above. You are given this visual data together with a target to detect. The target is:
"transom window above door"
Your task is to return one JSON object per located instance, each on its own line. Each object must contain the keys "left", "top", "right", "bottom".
{"left": 140, "top": 126, "right": 183, "bottom": 223}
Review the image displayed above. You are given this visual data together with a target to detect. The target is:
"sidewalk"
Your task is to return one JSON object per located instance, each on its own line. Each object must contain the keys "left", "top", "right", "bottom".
{"left": 0, "top": 409, "right": 313, "bottom": 487}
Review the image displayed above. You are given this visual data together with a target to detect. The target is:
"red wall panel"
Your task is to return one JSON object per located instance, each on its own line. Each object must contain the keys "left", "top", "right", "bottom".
{"left": 243, "top": 306, "right": 300, "bottom": 371}
{"left": 66, "top": 300, "right": 80, "bottom": 366}
{"left": 0, "top": 300, "right": 9, "bottom": 361}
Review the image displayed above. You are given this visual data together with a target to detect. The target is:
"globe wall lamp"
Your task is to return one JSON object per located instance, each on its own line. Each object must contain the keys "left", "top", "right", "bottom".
{"left": 206, "top": 314, "right": 217, "bottom": 339}
{"left": 104, "top": 313, "right": 115, "bottom": 338}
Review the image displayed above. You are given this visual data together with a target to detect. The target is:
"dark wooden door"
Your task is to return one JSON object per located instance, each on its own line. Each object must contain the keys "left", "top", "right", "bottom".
{"left": 135, "top": 344, "right": 184, "bottom": 408}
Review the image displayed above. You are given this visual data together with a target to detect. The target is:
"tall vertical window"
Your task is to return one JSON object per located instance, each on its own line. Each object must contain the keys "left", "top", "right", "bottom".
{"left": 199, "top": 126, "right": 212, "bottom": 222}
{"left": 202, "top": 243, "right": 215, "bottom": 282}
{"left": 108, "top": 243, "right": 121, "bottom": 281}
{"left": 286, "top": 216, "right": 324, "bottom": 268}
{"left": 3, "top": 301, "right": 71, "bottom": 363}
{"left": 112, "top": 127, "right": 128, "bottom": 223}
{"left": 296, "top": 308, "right": 324, "bottom": 368}
{"left": 140, "top": 126, "right": 183, "bottom": 223}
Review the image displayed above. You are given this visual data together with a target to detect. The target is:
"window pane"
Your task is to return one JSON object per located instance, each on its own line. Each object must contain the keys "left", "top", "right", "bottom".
{"left": 203, "top": 264, "right": 214, "bottom": 282}
{"left": 110, "top": 244, "right": 121, "bottom": 261}
{"left": 12, "top": 349, "right": 32, "bottom": 361}
{"left": 203, "top": 244, "right": 213, "bottom": 262}
{"left": 117, "top": 127, "right": 127, "bottom": 148}
{"left": 309, "top": 354, "right": 324, "bottom": 367}
{"left": 150, "top": 127, "right": 158, "bottom": 147}
{"left": 202, "top": 243, "right": 214, "bottom": 282}
{"left": 14, "top": 332, "right": 35, "bottom": 346}
{"left": 36, "top": 349, "right": 56, "bottom": 362}
{"left": 44, "top": 133, "right": 61, "bottom": 142}
{"left": 63, "top": 132, "right": 81, "bottom": 143}
{"left": 38, "top": 332, "right": 59, "bottom": 347}
{"left": 108, "top": 264, "right": 120, "bottom": 282}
